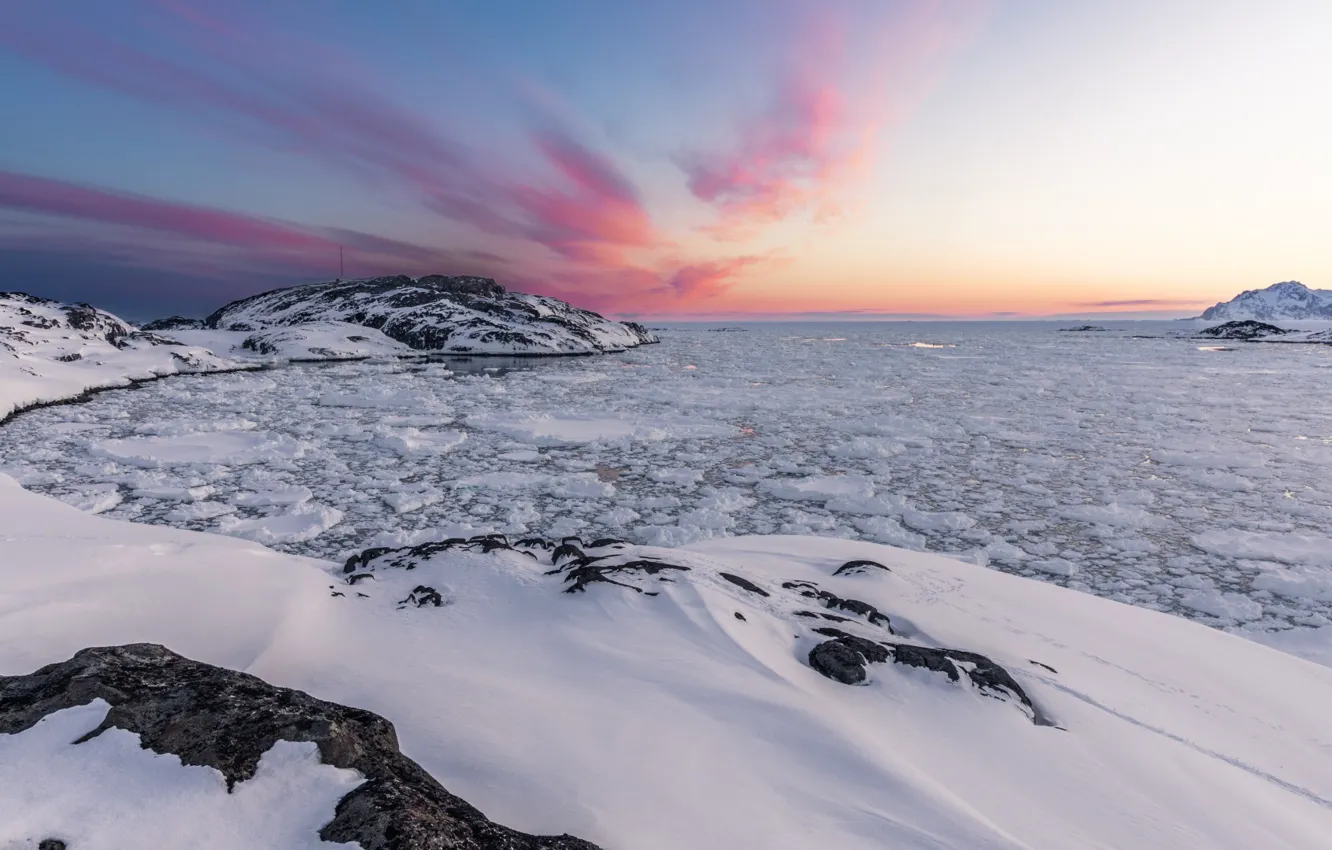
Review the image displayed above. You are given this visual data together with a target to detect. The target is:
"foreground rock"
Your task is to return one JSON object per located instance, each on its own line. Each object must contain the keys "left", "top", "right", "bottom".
{"left": 202, "top": 275, "right": 658, "bottom": 356}
{"left": 0, "top": 644, "right": 602, "bottom": 850}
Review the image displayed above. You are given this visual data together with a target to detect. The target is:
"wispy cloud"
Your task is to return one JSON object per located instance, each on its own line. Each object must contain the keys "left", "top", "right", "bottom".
{"left": 1076, "top": 298, "right": 1207, "bottom": 308}
{"left": 0, "top": 0, "right": 989, "bottom": 314}
{"left": 679, "top": 2, "right": 989, "bottom": 237}
{"left": 0, "top": 171, "right": 497, "bottom": 280}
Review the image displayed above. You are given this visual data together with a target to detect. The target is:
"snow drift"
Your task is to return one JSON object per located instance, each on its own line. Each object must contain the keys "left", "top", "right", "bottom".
{"left": 1, "top": 475, "right": 1331, "bottom": 848}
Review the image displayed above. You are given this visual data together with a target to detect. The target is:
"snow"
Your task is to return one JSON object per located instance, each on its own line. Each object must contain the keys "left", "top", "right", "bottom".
{"left": 9, "top": 321, "right": 1332, "bottom": 657}
{"left": 0, "top": 700, "right": 362, "bottom": 850}
{"left": 0, "top": 293, "right": 240, "bottom": 422}
{"left": 203, "top": 275, "right": 658, "bottom": 356}
{"left": 1192, "top": 528, "right": 1332, "bottom": 566}
{"left": 4, "top": 312, "right": 1332, "bottom": 846}
{"left": 1200, "top": 280, "right": 1332, "bottom": 321}
{"left": 1, "top": 480, "right": 1332, "bottom": 849}
{"left": 467, "top": 412, "right": 733, "bottom": 445}
{"left": 92, "top": 430, "right": 308, "bottom": 467}
{"left": 215, "top": 503, "right": 345, "bottom": 544}
{"left": 759, "top": 475, "right": 876, "bottom": 501}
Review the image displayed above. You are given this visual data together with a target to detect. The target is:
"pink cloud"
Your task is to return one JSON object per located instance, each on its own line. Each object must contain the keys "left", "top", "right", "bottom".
{"left": 0, "top": 171, "right": 494, "bottom": 279}
{"left": 680, "top": 2, "right": 989, "bottom": 237}
{"left": 0, "top": 171, "right": 329, "bottom": 253}
{"left": 511, "top": 129, "right": 659, "bottom": 262}
{"left": 667, "top": 256, "right": 772, "bottom": 301}
{"left": 0, "top": 1, "right": 804, "bottom": 313}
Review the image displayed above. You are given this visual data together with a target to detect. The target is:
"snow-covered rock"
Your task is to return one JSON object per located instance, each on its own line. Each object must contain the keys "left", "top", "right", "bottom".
{"left": 0, "top": 643, "right": 600, "bottom": 850}
{"left": 1196, "top": 320, "right": 1293, "bottom": 340}
{"left": 2, "top": 483, "right": 1332, "bottom": 849}
{"left": 1200, "top": 280, "right": 1332, "bottom": 321}
{"left": 203, "top": 275, "right": 658, "bottom": 356}
{"left": 0, "top": 292, "right": 240, "bottom": 421}
{"left": 140, "top": 316, "right": 206, "bottom": 332}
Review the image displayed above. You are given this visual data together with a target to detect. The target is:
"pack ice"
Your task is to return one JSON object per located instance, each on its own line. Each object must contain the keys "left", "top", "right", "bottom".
{"left": 2, "top": 291, "right": 1331, "bottom": 848}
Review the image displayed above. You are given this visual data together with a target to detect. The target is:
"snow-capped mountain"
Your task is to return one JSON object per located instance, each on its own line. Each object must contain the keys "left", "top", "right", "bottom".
{"left": 1200, "top": 280, "right": 1332, "bottom": 321}
{"left": 202, "top": 275, "right": 658, "bottom": 356}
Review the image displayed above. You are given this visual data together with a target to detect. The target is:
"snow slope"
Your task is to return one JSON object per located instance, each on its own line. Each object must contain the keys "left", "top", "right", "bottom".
{"left": 203, "top": 275, "right": 659, "bottom": 355}
{"left": 2, "top": 321, "right": 1331, "bottom": 848}
{"left": 170, "top": 322, "right": 416, "bottom": 361}
{"left": 0, "top": 700, "right": 362, "bottom": 850}
{"left": 1200, "top": 281, "right": 1332, "bottom": 321}
{"left": 1, "top": 477, "right": 1330, "bottom": 849}
{"left": 0, "top": 292, "right": 240, "bottom": 421}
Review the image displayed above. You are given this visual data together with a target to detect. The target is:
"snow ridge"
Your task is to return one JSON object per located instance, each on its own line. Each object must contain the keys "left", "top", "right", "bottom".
{"left": 203, "top": 275, "right": 659, "bottom": 356}
{"left": 0, "top": 292, "right": 240, "bottom": 421}
{"left": 1199, "top": 281, "right": 1332, "bottom": 321}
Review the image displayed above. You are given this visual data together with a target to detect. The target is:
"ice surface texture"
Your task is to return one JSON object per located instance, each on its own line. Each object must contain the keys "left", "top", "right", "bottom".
{"left": 5, "top": 322, "right": 1332, "bottom": 651}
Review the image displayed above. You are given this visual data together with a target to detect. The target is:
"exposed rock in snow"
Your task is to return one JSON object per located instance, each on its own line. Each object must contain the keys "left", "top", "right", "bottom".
{"left": 0, "top": 292, "right": 240, "bottom": 421}
{"left": 1197, "top": 320, "right": 1292, "bottom": 340}
{"left": 0, "top": 643, "right": 601, "bottom": 850}
{"left": 1057, "top": 325, "right": 1107, "bottom": 332}
{"left": 240, "top": 322, "right": 414, "bottom": 360}
{"left": 4, "top": 473, "right": 1332, "bottom": 849}
{"left": 203, "top": 275, "right": 658, "bottom": 356}
{"left": 141, "top": 316, "right": 206, "bottom": 332}
{"left": 1199, "top": 280, "right": 1332, "bottom": 321}
{"left": 806, "top": 629, "right": 1042, "bottom": 724}
{"left": 344, "top": 535, "right": 1045, "bottom": 720}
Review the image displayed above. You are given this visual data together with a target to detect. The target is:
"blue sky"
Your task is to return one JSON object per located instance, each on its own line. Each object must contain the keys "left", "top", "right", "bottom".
{"left": 2, "top": 0, "right": 1329, "bottom": 320}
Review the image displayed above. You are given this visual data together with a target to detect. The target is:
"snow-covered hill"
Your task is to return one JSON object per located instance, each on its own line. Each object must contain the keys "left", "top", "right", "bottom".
{"left": 1, "top": 476, "right": 1330, "bottom": 849}
{"left": 0, "top": 292, "right": 239, "bottom": 421}
{"left": 202, "top": 275, "right": 658, "bottom": 356}
{"left": 1200, "top": 280, "right": 1332, "bottom": 321}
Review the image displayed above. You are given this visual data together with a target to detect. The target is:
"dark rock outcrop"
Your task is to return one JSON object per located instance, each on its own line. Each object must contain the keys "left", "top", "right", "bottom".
{"left": 719, "top": 572, "right": 770, "bottom": 597}
{"left": 0, "top": 644, "right": 602, "bottom": 850}
{"left": 807, "top": 633, "right": 1039, "bottom": 721}
{"left": 782, "top": 581, "right": 893, "bottom": 631}
{"left": 141, "top": 316, "right": 206, "bottom": 332}
{"left": 832, "top": 559, "right": 890, "bottom": 576}
{"left": 1197, "top": 320, "right": 1291, "bottom": 340}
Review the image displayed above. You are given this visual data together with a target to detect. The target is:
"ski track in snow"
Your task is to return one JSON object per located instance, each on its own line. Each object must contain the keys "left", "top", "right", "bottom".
{"left": 5, "top": 322, "right": 1332, "bottom": 656}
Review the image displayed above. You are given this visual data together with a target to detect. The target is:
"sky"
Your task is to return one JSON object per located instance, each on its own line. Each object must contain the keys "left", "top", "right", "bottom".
{"left": 1, "top": 0, "right": 1330, "bottom": 321}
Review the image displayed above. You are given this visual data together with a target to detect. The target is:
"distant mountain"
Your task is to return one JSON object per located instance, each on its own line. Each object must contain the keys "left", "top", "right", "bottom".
{"left": 1200, "top": 281, "right": 1332, "bottom": 321}
{"left": 202, "top": 275, "right": 658, "bottom": 356}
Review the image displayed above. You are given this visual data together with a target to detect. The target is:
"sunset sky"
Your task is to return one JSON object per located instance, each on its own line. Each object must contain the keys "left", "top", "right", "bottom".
{"left": 2, "top": 0, "right": 1329, "bottom": 319}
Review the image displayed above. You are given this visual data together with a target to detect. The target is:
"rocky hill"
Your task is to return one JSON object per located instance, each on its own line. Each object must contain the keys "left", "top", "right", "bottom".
{"left": 202, "top": 275, "right": 658, "bottom": 356}
{"left": 0, "top": 292, "right": 237, "bottom": 420}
